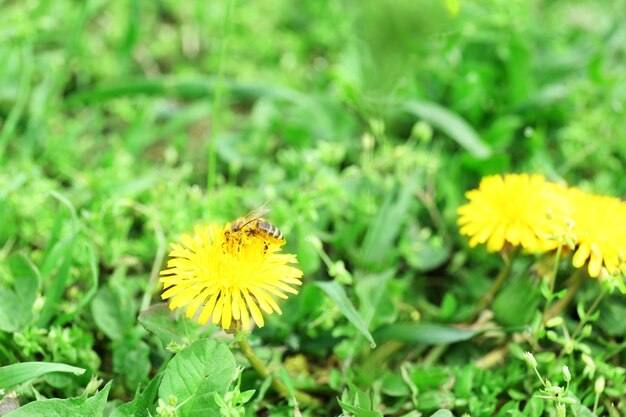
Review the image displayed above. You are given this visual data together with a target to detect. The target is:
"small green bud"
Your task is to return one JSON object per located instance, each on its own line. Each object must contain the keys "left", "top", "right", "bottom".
{"left": 556, "top": 403, "right": 566, "bottom": 417}
{"left": 560, "top": 397, "right": 577, "bottom": 405}
{"left": 523, "top": 351, "right": 537, "bottom": 369}
{"left": 411, "top": 121, "right": 433, "bottom": 143}
{"left": 594, "top": 376, "right": 605, "bottom": 395}
{"left": 546, "top": 330, "right": 559, "bottom": 341}
{"left": 562, "top": 365, "right": 571, "bottom": 383}
{"left": 546, "top": 385, "right": 564, "bottom": 395}
{"left": 582, "top": 353, "right": 595, "bottom": 368}
{"left": 581, "top": 324, "right": 592, "bottom": 338}
{"left": 545, "top": 317, "right": 563, "bottom": 328}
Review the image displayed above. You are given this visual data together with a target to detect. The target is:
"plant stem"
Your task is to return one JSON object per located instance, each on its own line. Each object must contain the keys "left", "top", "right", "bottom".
{"left": 570, "top": 286, "right": 606, "bottom": 340}
{"left": 541, "top": 245, "right": 563, "bottom": 319}
{"left": 422, "top": 344, "right": 448, "bottom": 367}
{"left": 237, "top": 335, "right": 322, "bottom": 408}
{"left": 593, "top": 392, "right": 600, "bottom": 415}
{"left": 544, "top": 268, "right": 586, "bottom": 320}
{"left": 207, "top": 0, "right": 236, "bottom": 190}
{"left": 474, "top": 248, "right": 518, "bottom": 315}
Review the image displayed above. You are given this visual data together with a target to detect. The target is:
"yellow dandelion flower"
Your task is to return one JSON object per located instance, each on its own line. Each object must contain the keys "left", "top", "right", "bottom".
{"left": 159, "top": 224, "right": 303, "bottom": 330}
{"left": 568, "top": 189, "right": 626, "bottom": 278}
{"left": 457, "top": 173, "right": 569, "bottom": 252}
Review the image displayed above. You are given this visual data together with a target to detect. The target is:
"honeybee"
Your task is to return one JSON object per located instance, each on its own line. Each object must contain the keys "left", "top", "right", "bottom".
{"left": 228, "top": 205, "right": 284, "bottom": 242}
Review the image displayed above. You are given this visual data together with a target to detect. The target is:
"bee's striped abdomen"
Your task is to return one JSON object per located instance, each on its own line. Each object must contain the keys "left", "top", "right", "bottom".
{"left": 257, "top": 219, "right": 284, "bottom": 240}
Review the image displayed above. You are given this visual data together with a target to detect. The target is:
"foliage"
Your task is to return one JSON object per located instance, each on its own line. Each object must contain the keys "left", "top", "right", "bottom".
{"left": 1, "top": 0, "right": 625, "bottom": 415}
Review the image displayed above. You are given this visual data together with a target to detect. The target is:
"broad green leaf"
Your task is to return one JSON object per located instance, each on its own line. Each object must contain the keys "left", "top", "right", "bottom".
{"left": 138, "top": 303, "right": 203, "bottom": 348}
{"left": 598, "top": 294, "right": 626, "bottom": 336}
{"left": 374, "top": 323, "right": 481, "bottom": 345}
{"left": 411, "top": 366, "right": 450, "bottom": 390}
{"left": 400, "top": 231, "right": 450, "bottom": 273}
{"left": 492, "top": 275, "right": 541, "bottom": 326}
{"left": 110, "top": 374, "right": 162, "bottom": 417}
{"left": 6, "top": 380, "right": 110, "bottom": 417}
{"left": 159, "top": 339, "right": 235, "bottom": 415}
{"left": 404, "top": 100, "right": 491, "bottom": 158}
{"left": 454, "top": 366, "right": 474, "bottom": 399}
{"left": 176, "top": 393, "right": 221, "bottom": 417}
{"left": 112, "top": 335, "right": 151, "bottom": 390}
{"left": 91, "top": 286, "right": 135, "bottom": 341}
{"left": 314, "top": 281, "right": 376, "bottom": 347}
{"left": 0, "top": 362, "right": 85, "bottom": 389}
{"left": 0, "top": 254, "right": 40, "bottom": 332}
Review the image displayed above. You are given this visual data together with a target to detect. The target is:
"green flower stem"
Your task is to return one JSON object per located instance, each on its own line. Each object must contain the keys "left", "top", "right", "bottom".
{"left": 541, "top": 245, "right": 564, "bottom": 320}
{"left": 237, "top": 335, "right": 322, "bottom": 408}
{"left": 544, "top": 268, "right": 586, "bottom": 320}
{"left": 475, "top": 248, "right": 518, "bottom": 315}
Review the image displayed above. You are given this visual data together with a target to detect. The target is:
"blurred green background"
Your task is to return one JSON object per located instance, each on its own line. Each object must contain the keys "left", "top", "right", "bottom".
{"left": 1, "top": 0, "right": 626, "bottom": 414}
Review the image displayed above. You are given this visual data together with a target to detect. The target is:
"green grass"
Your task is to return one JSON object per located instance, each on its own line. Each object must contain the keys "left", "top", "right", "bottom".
{"left": 1, "top": 0, "right": 626, "bottom": 416}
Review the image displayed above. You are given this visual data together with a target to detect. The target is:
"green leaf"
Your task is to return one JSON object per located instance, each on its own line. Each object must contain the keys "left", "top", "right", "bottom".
{"left": 112, "top": 335, "right": 151, "bottom": 390}
{"left": 374, "top": 323, "right": 481, "bottom": 345}
{"left": 37, "top": 191, "right": 78, "bottom": 327}
{"left": 91, "top": 286, "right": 135, "bottom": 341}
{"left": 355, "top": 270, "right": 396, "bottom": 331}
{"left": 5, "top": 380, "right": 111, "bottom": 416}
{"left": 0, "top": 254, "right": 40, "bottom": 332}
{"left": 360, "top": 169, "right": 422, "bottom": 269}
{"left": 159, "top": 339, "right": 235, "bottom": 416}
{"left": 138, "top": 303, "right": 203, "bottom": 348}
{"left": 0, "top": 362, "right": 85, "bottom": 389}
{"left": 110, "top": 374, "right": 162, "bottom": 417}
{"left": 314, "top": 281, "right": 376, "bottom": 347}
{"left": 493, "top": 275, "right": 541, "bottom": 326}
{"left": 598, "top": 295, "right": 626, "bottom": 336}
{"left": 56, "top": 244, "right": 99, "bottom": 326}
{"left": 175, "top": 393, "right": 222, "bottom": 417}
{"left": 65, "top": 77, "right": 301, "bottom": 106}
{"left": 400, "top": 231, "right": 450, "bottom": 273}
{"left": 337, "top": 399, "right": 383, "bottom": 417}
{"left": 37, "top": 235, "right": 76, "bottom": 327}
{"left": 430, "top": 410, "right": 454, "bottom": 417}
{"left": 403, "top": 100, "right": 491, "bottom": 158}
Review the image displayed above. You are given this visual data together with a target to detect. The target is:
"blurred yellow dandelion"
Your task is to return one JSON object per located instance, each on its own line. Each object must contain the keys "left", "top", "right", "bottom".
{"left": 160, "top": 223, "right": 303, "bottom": 330}
{"left": 457, "top": 173, "right": 568, "bottom": 252}
{"left": 568, "top": 189, "right": 626, "bottom": 278}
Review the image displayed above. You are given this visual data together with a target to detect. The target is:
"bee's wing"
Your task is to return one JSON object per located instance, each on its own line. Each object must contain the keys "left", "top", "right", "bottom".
{"left": 241, "top": 205, "right": 270, "bottom": 224}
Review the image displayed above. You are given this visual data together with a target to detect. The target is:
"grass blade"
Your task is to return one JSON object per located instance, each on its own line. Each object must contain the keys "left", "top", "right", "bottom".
{"left": 314, "top": 281, "right": 376, "bottom": 348}
{"left": 374, "top": 323, "right": 481, "bottom": 345}
{"left": 404, "top": 100, "right": 491, "bottom": 158}
{"left": 0, "top": 362, "right": 85, "bottom": 389}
